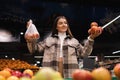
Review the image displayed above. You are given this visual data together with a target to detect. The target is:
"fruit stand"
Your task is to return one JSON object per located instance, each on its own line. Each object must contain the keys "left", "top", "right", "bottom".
{"left": 0, "top": 56, "right": 120, "bottom": 80}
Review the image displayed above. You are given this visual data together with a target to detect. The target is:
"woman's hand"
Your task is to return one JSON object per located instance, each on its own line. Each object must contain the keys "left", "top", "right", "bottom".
{"left": 88, "top": 22, "right": 103, "bottom": 39}
{"left": 26, "top": 38, "right": 37, "bottom": 43}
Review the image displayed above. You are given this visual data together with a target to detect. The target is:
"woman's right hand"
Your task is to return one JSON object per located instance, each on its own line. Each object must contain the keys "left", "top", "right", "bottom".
{"left": 25, "top": 34, "right": 39, "bottom": 43}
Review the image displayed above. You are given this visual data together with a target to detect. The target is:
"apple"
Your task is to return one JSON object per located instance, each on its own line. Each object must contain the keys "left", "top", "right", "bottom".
{"left": 7, "top": 76, "right": 19, "bottom": 80}
{"left": 113, "top": 63, "right": 120, "bottom": 79}
{"left": 33, "top": 67, "right": 63, "bottom": 80}
{"left": 0, "top": 75, "right": 6, "bottom": 80}
{"left": 88, "top": 26, "right": 98, "bottom": 34}
{"left": 22, "top": 73, "right": 31, "bottom": 78}
{"left": 97, "top": 27, "right": 103, "bottom": 33}
{"left": 90, "top": 22, "right": 98, "bottom": 27}
{"left": 72, "top": 69, "right": 92, "bottom": 80}
{"left": 25, "top": 34, "right": 33, "bottom": 39}
{"left": 52, "top": 71, "right": 63, "bottom": 80}
{"left": 31, "top": 76, "right": 35, "bottom": 80}
{"left": 11, "top": 70, "right": 22, "bottom": 78}
{"left": 88, "top": 26, "right": 102, "bottom": 35}
{"left": 3, "top": 68, "right": 13, "bottom": 73}
{"left": 33, "top": 67, "right": 55, "bottom": 80}
{"left": 23, "top": 69, "right": 33, "bottom": 77}
{"left": 0, "top": 70, "right": 11, "bottom": 79}
{"left": 91, "top": 67, "right": 111, "bottom": 80}
{"left": 20, "top": 77, "right": 31, "bottom": 80}
{"left": 33, "top": 33, "right": 39, "bottom": 39}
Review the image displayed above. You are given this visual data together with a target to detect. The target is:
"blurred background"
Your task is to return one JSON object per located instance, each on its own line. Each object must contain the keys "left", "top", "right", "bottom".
{"left": 0, "top": 0, "right": 120, "bottom": 66}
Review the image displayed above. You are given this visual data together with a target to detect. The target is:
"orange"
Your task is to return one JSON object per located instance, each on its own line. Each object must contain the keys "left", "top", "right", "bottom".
{"left": 0, "top": 70, "right": 11, "bottom": 79}
{"left": 0, "top": 75, "right": 6, "bottom": 80}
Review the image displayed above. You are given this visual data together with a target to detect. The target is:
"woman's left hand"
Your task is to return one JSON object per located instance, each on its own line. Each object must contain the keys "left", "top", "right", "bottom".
{"left": 88, "top": 25, "right": 103, "bottom": 40}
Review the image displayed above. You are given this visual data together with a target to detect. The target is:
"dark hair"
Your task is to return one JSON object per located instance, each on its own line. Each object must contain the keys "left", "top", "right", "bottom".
{"left": 51, "top": 16, "right": 73, "bottom": 38}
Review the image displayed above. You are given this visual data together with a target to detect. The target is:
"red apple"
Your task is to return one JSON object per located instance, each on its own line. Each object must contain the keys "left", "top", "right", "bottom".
{"left": 72, "top": 69, "right": 93, "bottom": 80}
{"left": 22, "top": 73, "right": 32, "bottom": 78}
{"left": 88, "top": 26, "right": 98, "bottom": 34}
{"left": 90, "top": 22, "right": 98, "bottom": 27}
{"left": 3, "top": 68, "right": 14, "bottom": 76}
{"left": 91, "top": 67, "right": 111, "bottom": 80}
{"left": 113, "top": 63, "right": 120, "bottom": 78}
{"left": 25, "top": 34, "right": 33, "bottom": 39}
{"left": 88, "top": 26, "right": 102, "bottom": 35}
{"left": 3, "top": 68, "right": 13, "bottom": 73}
{"left": 11, "top": 70, "right": 22, "bottom": 78}
{"left": 33, "top": 33, "right": 39, "bottom": 39}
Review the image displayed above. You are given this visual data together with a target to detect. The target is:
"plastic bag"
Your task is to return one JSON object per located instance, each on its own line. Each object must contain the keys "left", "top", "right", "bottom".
{"left": 24, "top": 19, "right": 40, "bottom": 40}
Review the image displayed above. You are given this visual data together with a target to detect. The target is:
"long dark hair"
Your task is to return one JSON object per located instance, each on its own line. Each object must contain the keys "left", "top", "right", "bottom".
{"left": 51, "top": 16, "right": 73, "bottom": 38}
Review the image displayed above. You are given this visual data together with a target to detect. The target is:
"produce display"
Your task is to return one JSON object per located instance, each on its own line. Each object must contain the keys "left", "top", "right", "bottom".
{"left": 0, "top": 59, "right": 119, "bottom": 80}
{"left": 0, "top": 59, "right": 39, "bottom": 72}
{"left": 72, "top": 64, "right": 120, "bottom": 80}
{"left": 0, "top": 67, "right": 63, "bottom": 80}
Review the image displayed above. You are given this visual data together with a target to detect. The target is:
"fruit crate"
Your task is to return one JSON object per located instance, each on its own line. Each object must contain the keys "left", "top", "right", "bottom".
{"left": 64, "top": 77, "right": 118, "bottom": 80}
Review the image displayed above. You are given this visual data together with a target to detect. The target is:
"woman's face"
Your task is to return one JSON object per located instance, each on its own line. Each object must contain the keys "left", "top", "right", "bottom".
{"left": 56, "top": 18, "right": 68, "bottom": 33}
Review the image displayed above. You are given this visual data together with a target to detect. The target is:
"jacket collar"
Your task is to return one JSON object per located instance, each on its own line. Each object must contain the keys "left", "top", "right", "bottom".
{"left": 52, "top": 34, "right": 72, "bottom": 39}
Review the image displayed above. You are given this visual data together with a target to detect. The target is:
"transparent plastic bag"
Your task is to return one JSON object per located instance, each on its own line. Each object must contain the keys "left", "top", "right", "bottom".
{"left": 24, "top": 20, "right": 40, "bottom": 40}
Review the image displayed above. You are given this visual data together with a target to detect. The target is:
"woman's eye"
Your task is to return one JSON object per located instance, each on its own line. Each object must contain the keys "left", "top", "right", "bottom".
{"left": 58, "top": 22, "right": 63, "bottom": 25}
{"left": 64, "top": 22, "right": 67, "bottom": 24}
{"left": 60, "top": 22, "right": 62, "bottom": 24}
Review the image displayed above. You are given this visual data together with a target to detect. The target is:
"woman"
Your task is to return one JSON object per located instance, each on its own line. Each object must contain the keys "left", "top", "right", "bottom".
{"left": 25, "top": 16, "right": 102, "bottom": 78}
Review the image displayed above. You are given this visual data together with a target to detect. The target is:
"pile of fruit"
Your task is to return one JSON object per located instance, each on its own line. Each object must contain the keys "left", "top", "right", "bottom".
{"left": 0, "top": 67, "right": 63, "bottom": 80}
{"left": 0, "top": 59, "right": 39, "bottom": 72}
{"left": 0, "top": 61, "right": 120, "bottom": 80}
{"left": 0, "top": 68, "right": 35, "bottom": 80}
{"left": 72, "top": 63, "right": 120, "bottom": 80}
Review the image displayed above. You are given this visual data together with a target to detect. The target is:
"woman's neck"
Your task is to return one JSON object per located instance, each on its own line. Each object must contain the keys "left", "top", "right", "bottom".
{"left": 58, "top": 32, "right": 66, "bottom": 37}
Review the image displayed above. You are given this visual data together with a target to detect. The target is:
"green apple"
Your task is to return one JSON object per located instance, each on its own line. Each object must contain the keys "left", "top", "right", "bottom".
{"left": 33, "top": 67, "right": 63, "bottom": 80}
{"left": 52, "top": 71, "right": 63, "bottom": 80}
{"left": 20, "top": 77, "right": 31, "bottom": 80}
{"left": 7, "top": 76, "right": 19, "bottom": 80}
{"left": 33, "top": 67, "right": 55, "bottom": 80}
